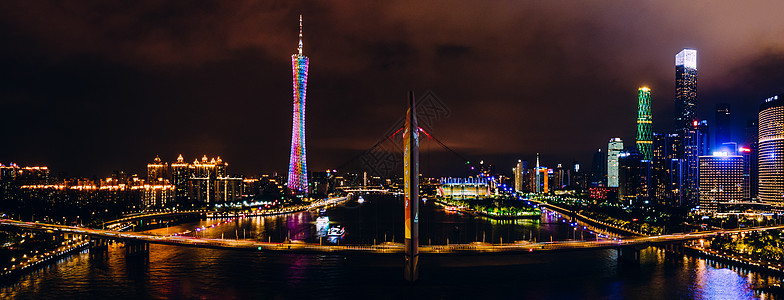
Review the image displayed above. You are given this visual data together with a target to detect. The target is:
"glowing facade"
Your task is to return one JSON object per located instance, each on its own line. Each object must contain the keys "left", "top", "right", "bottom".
{"left": 676, "top": 49, "right": 700, "bottom": 206}
{"left": 698, "top": 154, "right": 745, "bottom": 212}
{"left": 607, "top": 138, "right": 623, "bottom": 188}
{"left": 674, "top": 49, "right": 697, "bottom": 132}
{"left": 636, "top": 87, "right": 653, "bottom": 161}
{"left": 758, "top": 94, "right": 784, "bottom": 208}
{"left": 287, "top": 15, "right": 309, "bottom": 193}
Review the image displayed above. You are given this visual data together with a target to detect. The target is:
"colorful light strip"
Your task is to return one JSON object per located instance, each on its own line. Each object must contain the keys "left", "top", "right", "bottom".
{"left": 287, "top": 15, "right": 309, "bottom": 193}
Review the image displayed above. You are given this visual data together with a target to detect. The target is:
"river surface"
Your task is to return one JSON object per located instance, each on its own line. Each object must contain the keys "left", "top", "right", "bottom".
{"left": 1, "top": 195, "right": 782, "bottom": 299}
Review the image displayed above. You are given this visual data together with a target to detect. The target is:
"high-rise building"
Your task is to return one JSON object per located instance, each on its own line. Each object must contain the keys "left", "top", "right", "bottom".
{"left": 674, "top": 49, "right": 699, "bottom": 207}
{"left": 683, "top": 120, "right": 709, "bottom": 206}
{"left": 147, "top": 155, "right": 168, "bottom": 183}
{"left": 674, "top": 49, "right": 697, "bottom": 132}
{"left": 636, "top": 87, "right": 653, "bottom": 161}
{"left": 569, "top": 161, "right": 586, "bottom": 190}
{"left": 607, "top": 138, "right": 623, "bottom": 188}
{"left": 514, "top": 160, "right": 527, "bottom": 193}
{"left": 533, "top": 153, "right": 548, "bottom": 193}
{"left": 287, "top": 15, "right": 310, "bottom": 194}
{"left": 171, "top": 154, "right": 190, "bottom": 201}
{"left": 698, "top": 153, "right": 745, "bottom": 212}
{"left": 553, "top": 164, "right": 565, "bottom": 190}
{"left": 758, "top": 94, "right": 784, "bottom": 208}
{"left": 590, "top": 148, "right": 607, "bottom": 187}
{"left": 715, "top": 103, "right": 731, "bottom": 148}
{"left": 740, "top": 146, "right": 752, "bottom": 200}
{"left": 618, "top": 149, "right": 652, "bottom": 206}
{"left": 184, "top": 155, "right": 241, "bottom": 205}
{"left": 653, "top": 133, "right": 685, "bottom": 206}
{"left": 745, "top": 120, "right": 759, "bottom": 199}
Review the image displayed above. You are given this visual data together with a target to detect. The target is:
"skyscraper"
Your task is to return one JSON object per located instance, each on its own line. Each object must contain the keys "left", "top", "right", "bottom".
{"left": 147, "top": 155, "right": 168, "bottom": 183}
{"left": 287, "top": 15, "right": 310, "bottom": 194}
{"left": 674, "top": 49, "right": 697, "bottom": 132}
{"left": 675, "top": 49, "right": 699, "bottom": 206}
{"left": 514, "top": 160, "right": 527, "bottom": 193}
{"left": 607, "top": 138, "right": 623, "bottom": 188}
{"left": 636, "top": 87, "right": 653, "bottom": 161}
{"left": 715, "top": 103, "right": 731, "bottom": 148}
{"left": 652, "top": 133, "right": 685, "bottom": 206}
{"left": 590, "top": 148, "right": 607, "bottom": 187}
{"left": 758, "top": 94, "right": 784, "bottom": 208}
{"left": 619, "top": 149, "right": 652, "bottom": 206}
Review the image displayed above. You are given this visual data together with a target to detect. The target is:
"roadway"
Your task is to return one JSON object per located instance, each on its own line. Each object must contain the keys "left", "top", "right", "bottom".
{"left": 3, "top": 219, "right": 782, "bottom": 255}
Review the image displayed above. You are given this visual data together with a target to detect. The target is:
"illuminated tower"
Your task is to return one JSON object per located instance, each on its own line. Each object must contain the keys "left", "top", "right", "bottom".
{"left": 636, "top": 87, "right": 653, "bottom": 161}
{"left": 675, "top": 49, "right": 699, "bottom": 206}
{"left": 287, "top": 15, "right": 309, "bottom": 194}
{"left": 674, "top": 49, "right": 697, "bottom": 132}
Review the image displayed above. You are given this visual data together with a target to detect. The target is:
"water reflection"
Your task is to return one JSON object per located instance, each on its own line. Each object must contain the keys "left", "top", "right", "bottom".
{"left": 0, "top": 195, "right": 781, "bottom": 299}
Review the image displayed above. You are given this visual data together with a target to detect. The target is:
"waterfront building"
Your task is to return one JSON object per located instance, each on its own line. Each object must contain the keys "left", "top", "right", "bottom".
{"left": 287, "top": 15, "right": 310, "bottom": 194}
{"left": 607, "top": 138, "right": 623, "bottom": 188}
{"left": 758, "top": 94, "right": 784, "bottom": 208}
{"left": 438, "top": 177, "right": 490, "bottom": 199}
{"left": 636, "top": 87, "right": 653, "bottom": 160}
{"left": 698, "top": 153, "right": 745, "bottom": 212}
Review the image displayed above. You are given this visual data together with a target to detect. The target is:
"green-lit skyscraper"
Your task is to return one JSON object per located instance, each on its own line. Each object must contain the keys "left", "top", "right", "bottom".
{"left": 636, "top": 87, "right": 653, "bottom": 160}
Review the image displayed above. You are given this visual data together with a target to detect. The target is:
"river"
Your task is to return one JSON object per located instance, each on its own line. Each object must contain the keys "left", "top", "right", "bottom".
{"left": 1, "top": 195, "right": 781, "bottom": 299}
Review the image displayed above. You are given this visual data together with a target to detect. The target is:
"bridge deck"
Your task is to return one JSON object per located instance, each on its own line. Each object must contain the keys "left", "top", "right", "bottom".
{"left": 3, "top": 219, "right": 782, "bottom": 255}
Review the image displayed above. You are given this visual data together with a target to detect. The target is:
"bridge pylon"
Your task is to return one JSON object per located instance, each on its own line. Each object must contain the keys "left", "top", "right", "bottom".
{"left": 125, "top": 240, "right": 150, "bottom": 256}
{"left": 403, "top": 91, "right": 419, "bottom": 282}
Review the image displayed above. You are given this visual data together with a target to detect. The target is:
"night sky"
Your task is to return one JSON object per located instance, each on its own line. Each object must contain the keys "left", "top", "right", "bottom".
{"left": 2, "top": 1, "right": 784, "bottom": 178}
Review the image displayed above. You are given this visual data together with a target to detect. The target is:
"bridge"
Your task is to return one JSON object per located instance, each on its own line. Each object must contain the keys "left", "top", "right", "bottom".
{"left": 102, "top": 196, "right": 350, "bottom": 228}
{"left": 3, "top": 218, "right": 782, "bottom": 257}
{"left": 341, "top": 188, "right": 392, "bottom": 194}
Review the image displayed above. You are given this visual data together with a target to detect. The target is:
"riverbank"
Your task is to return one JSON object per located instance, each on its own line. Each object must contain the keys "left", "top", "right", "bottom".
{"left": 433, "top": 199, "right": 540, "bottom": 220}
{"left": 0, "top": 240, "right": 88, "bottom": 279}
{"left": 686, "top": 245, "right": 784, "bottom": 277}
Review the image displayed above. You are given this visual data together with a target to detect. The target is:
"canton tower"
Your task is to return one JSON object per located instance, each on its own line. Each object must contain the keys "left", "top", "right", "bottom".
{"left": 287, "top": 15, "right": 309, "bottom": 193}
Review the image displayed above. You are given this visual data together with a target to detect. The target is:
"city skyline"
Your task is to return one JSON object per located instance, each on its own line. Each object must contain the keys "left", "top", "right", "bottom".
{"left": 2, "top": 2, "right": 784, "bottom": 177}
{"left": 2, "top": 3, "right": 784, "bottom": 296}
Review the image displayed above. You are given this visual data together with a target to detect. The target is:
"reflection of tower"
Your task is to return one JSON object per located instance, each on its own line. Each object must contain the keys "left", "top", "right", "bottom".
{"left": 636, "top": 87, "right": 653, "bottom": 160}
{"left": 288, "top": 15, "right": 310, "bottom": 194}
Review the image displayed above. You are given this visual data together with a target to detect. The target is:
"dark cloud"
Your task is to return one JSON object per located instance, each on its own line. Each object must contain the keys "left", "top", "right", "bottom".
{"left": 2, "top": 1, "right": 784, "bottom": 177}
